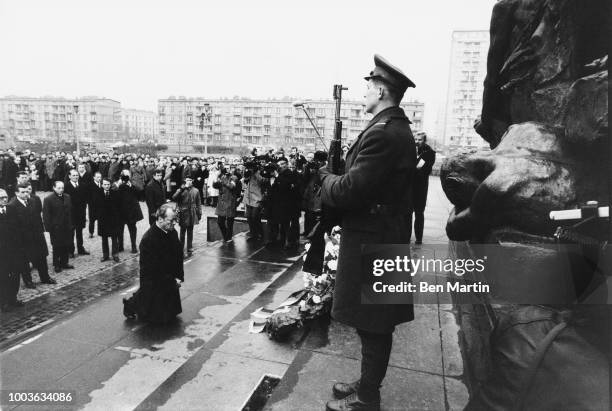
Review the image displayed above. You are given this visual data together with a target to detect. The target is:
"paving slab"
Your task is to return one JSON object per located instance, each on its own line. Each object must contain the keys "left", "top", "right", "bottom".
{"left": 266, "top": 350, "right": 446, "bottom": 411}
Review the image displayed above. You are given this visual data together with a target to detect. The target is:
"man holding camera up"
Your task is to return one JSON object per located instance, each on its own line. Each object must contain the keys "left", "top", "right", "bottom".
{"left": 243, "top": 149, "right": 269, "bottom": 242}
{"left": 172, "top": 175, "right": 202, "bottom": 256}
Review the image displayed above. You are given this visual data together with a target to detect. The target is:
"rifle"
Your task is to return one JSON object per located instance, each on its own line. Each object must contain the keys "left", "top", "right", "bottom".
{"left": 302, "top": 85, "right": 347, "bottom": 275}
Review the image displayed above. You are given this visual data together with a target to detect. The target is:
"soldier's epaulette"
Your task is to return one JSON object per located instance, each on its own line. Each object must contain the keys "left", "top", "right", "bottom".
{"left": 373, "top": 122, "right": 388, "bottom": 129}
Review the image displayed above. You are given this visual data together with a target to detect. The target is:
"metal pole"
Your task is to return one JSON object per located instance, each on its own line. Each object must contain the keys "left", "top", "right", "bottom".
{"left": 74, "top": 105, "right": 80, "bottom": 155}
{"left": 299, "top": 107, "right": 324, "bottom": 150}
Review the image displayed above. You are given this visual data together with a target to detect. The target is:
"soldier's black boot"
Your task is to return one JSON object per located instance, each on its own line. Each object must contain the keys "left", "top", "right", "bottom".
{"left": 325, "top": 392, "right": 380, "bottom": 411}
{"left": 332, "top": 380, "right": 360, "bottom": 399}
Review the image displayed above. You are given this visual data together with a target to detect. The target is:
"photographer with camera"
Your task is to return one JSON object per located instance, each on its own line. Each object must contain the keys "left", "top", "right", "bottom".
{"left": 213, "top": 164, "right": 241, "bottom": 243}
{"left": 301, "top": 150, "right": 328, "bottom": 236}
{"left": 266, "top": 158, "right": 301, "bottom": 251}
{"left": 206, "top": 159, "right": 220, "bottom": 207}
{"left": 243, "top": 149, "right": 270, "bottom": 242}
{"left": 172, "top": 176, "right": 202, "bottom": 257}
{"left": 117, "top": 170, "right": 144, "bottom": 254}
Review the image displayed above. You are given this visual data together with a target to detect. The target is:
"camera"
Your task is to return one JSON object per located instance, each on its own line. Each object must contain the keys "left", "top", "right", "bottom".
{"left": 120, "top": 175, "right": 130, "bottom": 183}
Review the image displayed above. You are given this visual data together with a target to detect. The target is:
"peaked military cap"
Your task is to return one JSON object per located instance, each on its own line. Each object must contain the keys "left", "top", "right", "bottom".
{"left": 364, "top": 54, "right": 415, "bottom": 93}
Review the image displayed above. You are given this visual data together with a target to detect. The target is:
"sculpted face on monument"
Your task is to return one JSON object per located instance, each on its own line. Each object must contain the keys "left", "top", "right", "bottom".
{"left": 442, "top": 0, "right": 608, "bottom": 241}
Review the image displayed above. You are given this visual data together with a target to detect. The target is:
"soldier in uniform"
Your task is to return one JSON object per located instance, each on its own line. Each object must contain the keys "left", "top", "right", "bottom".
{"left": 319, "top": 54, "right": 416, "bottom": 411}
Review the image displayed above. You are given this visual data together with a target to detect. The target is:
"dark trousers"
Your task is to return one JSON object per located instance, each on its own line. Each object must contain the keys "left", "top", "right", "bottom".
{"left": 357, "top": 329, "right": 393, "bottom": 401}
{"left": 102, "top": 235, "right": 119, "bottom": 257}
{"left": 52, "top": 244, "right": 70, "bottom": 268}
{"left": 71, "top": 226, "right": 85, "bottom": 253}
{"left": 208, "top": 196, "right": 218, "bottom": 207}
{"left": 180, "top": 225, "right": 194, "bottom": 251}
{"left": 304, "top": 210, "right": 316, "bottom": 236}
{"left": 88, "top": 205, "right": 97, "bottom": 235}
{"left": 409, "top": 179, "right": 429, "bottom": 242}
{"left": 118, "top": 222, "right": 137, "bottom": 250}
{"left": 0, "top": 270, "right": 20, "bottom": 305}
{"left": 217, "top": 216, "right": 234, "bottom": 241}
{"left": 406, "top": 210, "right": 425, "bottom": 243}
{"left": 21, "top": 255, "right": 51, "bottom": 283}
{"left": 288, "top": 216, "right": 300, "bottom": 246}
{"left": 246, "top": 205, "right": 263, "bottom": 239}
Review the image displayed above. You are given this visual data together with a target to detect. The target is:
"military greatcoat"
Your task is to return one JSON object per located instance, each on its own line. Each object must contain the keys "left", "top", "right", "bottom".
{"left": 320, "top": 106, "right": 416, "bottom": 333}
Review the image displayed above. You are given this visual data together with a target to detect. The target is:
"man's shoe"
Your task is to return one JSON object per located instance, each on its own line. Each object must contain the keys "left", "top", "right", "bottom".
{"left": 246, "top": 236, "right": 257, "bottom": 242}
{"left": 122, "top": 298, "right": 137, "bottom": 319}
{"left": 113, "top": 255, "right": 120, "bottom": 263}
{"left": 61, "top": 264, "right": 75, "bottom": 270}
{"left": 333, "top": 380, "right": 360, "bottom": 399}
{"left": 101, "top": 256, "right": 110, "bottom": 262}
{"left": 130, "top": 247, "right": 138, "bottom": 254}
{"left": 41, "top": 278, "right": 57, "bottom": 285}
{"left": 54, "top": 266, "right": 62, "bottom": 273}
{"left": 78, "top": 249, "right": 90, "bottom": 255}
{"left": 325, "top": 393, "right": 380, "bottom": 411}
{"left": 10, "top": 300, "right": 25, "bottom": 307}
{"left": 415, "top": 239, "right": 422, "bottom": 245}
{"left": 89, "top": 233, "right": 95, "bottom": 239}
{"left": 69, "top": 253, "right": 75, "bottom": 259}
{"left": 25, "top": 281, "right": 36, "bottom": 289}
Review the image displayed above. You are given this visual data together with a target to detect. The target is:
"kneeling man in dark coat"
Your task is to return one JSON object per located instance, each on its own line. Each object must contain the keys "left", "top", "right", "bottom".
{"left": 123, "top": 203, "right": 184, "bottom": 323}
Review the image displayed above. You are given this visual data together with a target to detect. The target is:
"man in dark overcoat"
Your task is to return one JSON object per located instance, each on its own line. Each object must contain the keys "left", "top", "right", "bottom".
{"left": 95, "top": 178, "right": 122, "bottom": 262}
{"left": 88, "top": 171, "right": 103, "bottom": 237}
{"left": 43, "top": 180, "right": 75, "bottom": 273}
{"left": 0, "top": 188, "right": 23, "bottom": 311}
{"left": 64, "top": 168, "right": 90, "bottom": 256}
{"left": 266, "top": 159, "right": 301, "bottom": 249}
{"left": 408, "top": 131, "right": 436, "bottom": 244}
{"left": 319, "top": 55, "right": 416, "bottom": 411}
{"left": 172, "top": 175, "right": 202, "bottom": 254}
{"left": 25, "top": 182, "right": 54, "bottom": 282}
{"left": 145, "top": 169, "right": 166, "bottom": 226}
{"left": 123, "top": 204, "right": 184, "bottom": 323}
{"left": 8, "top": 183, "right": 56, "bottom": 289}
{"left": 117, "top": 170, "right": 144, "bottom": 253}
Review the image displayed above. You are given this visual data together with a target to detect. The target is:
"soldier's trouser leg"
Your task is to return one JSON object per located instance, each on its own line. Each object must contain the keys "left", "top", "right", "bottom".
{"left": 357, "top": 328, "right": 393, "bottom": 402}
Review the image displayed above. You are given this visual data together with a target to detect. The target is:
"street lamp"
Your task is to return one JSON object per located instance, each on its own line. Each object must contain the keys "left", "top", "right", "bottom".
{"left": 292, "top": 101, "right": 327, "bottom": 151}
{"left": 198, "top": 104, "right": 212, "bottom": 155}
{"left": 73, "top": 105, "right": 79, "bottom": 155}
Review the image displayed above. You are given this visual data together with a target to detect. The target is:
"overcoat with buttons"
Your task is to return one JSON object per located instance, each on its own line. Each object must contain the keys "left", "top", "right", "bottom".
{"left": 320, "top": 106, "right": 416, "bottom": 333}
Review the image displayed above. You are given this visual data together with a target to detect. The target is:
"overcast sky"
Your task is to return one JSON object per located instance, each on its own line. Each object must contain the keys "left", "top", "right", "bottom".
{"left": 0, "top": 0, "right": 495, "bottom": 136}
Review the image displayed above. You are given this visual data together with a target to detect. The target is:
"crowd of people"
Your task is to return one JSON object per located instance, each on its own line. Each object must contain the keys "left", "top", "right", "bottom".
{"left": 0, "top": 145, "right": 342, "bottom": 312}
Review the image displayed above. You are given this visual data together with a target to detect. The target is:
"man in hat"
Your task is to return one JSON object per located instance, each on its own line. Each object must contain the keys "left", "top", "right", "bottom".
{"left": 319, "top": 54, "right": 416, "bottom": 411}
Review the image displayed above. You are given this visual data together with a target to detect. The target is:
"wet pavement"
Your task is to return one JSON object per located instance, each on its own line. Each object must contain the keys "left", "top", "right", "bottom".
{"left": 0, "top": 177, "right": 467, "bottom": 410}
